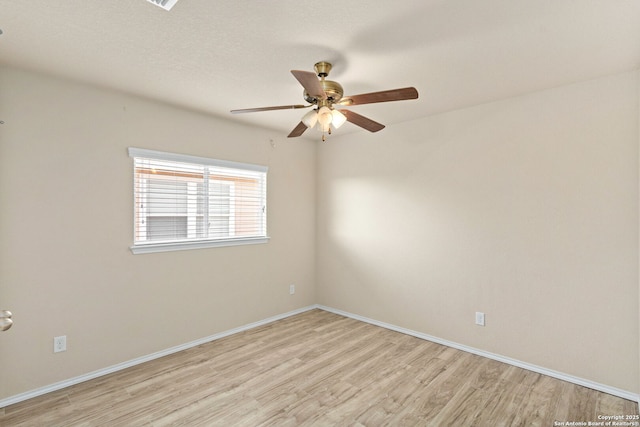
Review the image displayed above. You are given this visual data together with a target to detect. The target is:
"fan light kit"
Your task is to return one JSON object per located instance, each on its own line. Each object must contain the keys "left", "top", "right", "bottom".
{"left": 231, "top": 61, "right": 419, "bottom": 142}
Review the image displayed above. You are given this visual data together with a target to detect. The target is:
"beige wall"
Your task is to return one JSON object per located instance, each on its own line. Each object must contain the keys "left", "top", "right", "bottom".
{"left": 0, "top": 66, "right": 316, "bottom": 399}
{"left": 1, "top": 65, "right": 638, "bottom": 401}
{"left": 317, "top": 71, "right": 639, "bottom": 393}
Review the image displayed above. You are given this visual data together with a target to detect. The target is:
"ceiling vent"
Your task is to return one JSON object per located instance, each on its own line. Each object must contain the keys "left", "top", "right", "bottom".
{"left": 146, "top": 0, "right": 179, "bottom": 11}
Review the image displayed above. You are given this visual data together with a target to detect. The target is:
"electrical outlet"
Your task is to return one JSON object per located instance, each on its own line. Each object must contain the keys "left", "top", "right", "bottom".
{"left": 475, "top": 312, "right": 485, "bottom": 326}
{"left": 54, "top": 335, "right": 67, "bottom": 353}
{"left": 289, "top": 284, "right": 295, "bottom": 295}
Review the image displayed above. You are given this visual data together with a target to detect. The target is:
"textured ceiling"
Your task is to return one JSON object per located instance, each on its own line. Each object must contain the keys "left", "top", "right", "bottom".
{"left": 1, "top": 0, "right": 639, "bottom": 139}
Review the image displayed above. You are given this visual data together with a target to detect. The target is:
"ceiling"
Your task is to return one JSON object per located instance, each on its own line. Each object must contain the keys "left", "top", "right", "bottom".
{"left": 1, "top": 0, "right": 639, "bottom": 139}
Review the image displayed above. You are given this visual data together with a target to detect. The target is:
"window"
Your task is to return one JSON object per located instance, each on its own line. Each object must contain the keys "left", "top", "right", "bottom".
{"left": 129, "top": 148, "right": 268, "bottom": 254}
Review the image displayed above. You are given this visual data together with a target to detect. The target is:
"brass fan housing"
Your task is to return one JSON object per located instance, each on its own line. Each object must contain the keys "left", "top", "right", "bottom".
{"left": 304, "top": 80, "right": 344, "bottom": 104}
{"left": 303, "top": 61, "right": 344, "bottom": 104}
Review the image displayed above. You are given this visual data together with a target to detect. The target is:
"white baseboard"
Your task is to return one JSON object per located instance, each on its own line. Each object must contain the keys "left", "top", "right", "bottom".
{"left": 317, "top": 305, "right": 640, "bottom": 404}
{"left": 0, "top": 305, "right": 318, "bottom": 409}
{"left": 2, "top": 303, "right": 638, "bottom": 408}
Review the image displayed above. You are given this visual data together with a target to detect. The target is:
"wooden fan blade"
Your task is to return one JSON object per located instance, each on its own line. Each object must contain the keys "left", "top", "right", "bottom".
{"left": 291, "top": 70, "right": 327, "bottom": 100}
{"left": 338, "top": 87, "right": 418, "bottom": 106}
{"left": 341, "top": 109, "right": 385, "bottom": 132}
{"left": 230, "top": 104, "right": 310, "bottom": 114}
{"left": 287, "top": 121, "right": 308, "bottom": 138}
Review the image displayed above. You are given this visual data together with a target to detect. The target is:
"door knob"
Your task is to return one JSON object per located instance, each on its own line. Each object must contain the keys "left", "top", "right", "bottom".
{"left": 0, "top": 310, "right": 13, "bottom": 331}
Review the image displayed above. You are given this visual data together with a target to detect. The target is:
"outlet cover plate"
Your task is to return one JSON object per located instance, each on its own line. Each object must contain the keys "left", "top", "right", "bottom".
{"left": 54, "top": 335, "right": 67, "bottom": 353}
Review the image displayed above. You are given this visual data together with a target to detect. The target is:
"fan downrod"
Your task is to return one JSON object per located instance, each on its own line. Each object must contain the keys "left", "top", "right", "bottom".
{"left": 314, "top": 61, "right": 332, "bottom": 78}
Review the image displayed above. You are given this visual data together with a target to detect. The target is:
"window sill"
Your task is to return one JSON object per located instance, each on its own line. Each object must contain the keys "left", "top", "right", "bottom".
{"left": 130, "top": 236, "right": 270, "bottom": 254}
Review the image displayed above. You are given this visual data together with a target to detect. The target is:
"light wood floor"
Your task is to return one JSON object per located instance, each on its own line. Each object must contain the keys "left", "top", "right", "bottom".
{"left": 1, "top": 309, "right": 637, "bottom": 426}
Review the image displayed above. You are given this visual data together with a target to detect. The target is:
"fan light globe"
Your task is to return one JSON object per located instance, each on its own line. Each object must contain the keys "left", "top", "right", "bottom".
{"left": 302, "top": 109, "right": 318, "bottom": 128}
{"left": 317, "top": 106, "right": 333, "bottom": 126}
{"left": 331, "top": 109, "right": 347, "bottom": 129}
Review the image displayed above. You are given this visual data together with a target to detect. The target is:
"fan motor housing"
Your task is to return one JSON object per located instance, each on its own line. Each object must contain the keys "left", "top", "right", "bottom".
{"left": 304, "top": 80, "right": 344, "bottom": 104}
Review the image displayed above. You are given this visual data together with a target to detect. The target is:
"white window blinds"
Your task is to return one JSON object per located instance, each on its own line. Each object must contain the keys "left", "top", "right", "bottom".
{"left": 129, "top": 148, "right": 268, "bottom": 254}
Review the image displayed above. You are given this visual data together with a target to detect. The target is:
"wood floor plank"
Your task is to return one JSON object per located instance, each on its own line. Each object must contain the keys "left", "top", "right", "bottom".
{"left": 1, "top": 309, "right": 637, "bottom": 426}
{"left": 427, "top": 381, "right": 490, "bottom": 426}
{"left": 555, "top": 381, "right": 598, "bottom": 423}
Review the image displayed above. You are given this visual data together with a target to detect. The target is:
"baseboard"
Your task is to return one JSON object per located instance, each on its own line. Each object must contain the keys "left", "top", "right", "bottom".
{"left": 3, "top": 303, "right": 638, "bottom": 408}
{"left": 0, "top": 305, "right": 319, "bottom": 409}
{"left": 317, "top": 305, "right": 640, "bottom": 404}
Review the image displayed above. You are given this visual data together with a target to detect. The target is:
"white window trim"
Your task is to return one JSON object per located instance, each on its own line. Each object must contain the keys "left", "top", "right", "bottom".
{"left": 130, "top": 236, "right": 269, "bottom": 254}
{"left": 128, "top": 147, "right": 269, "bottom": 254}
{"left": 128, "top": 148, "right": 268, "bottom": 173}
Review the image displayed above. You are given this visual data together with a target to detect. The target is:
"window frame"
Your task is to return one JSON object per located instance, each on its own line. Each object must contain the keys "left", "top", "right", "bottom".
{"left": 128, "top": 147, "right": 269, "bottom": 254}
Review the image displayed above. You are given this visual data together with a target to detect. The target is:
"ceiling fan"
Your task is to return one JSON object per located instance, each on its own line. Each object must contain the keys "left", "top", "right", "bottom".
{"left": 231, "top": 61, "right": 419, "bottom": 141}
